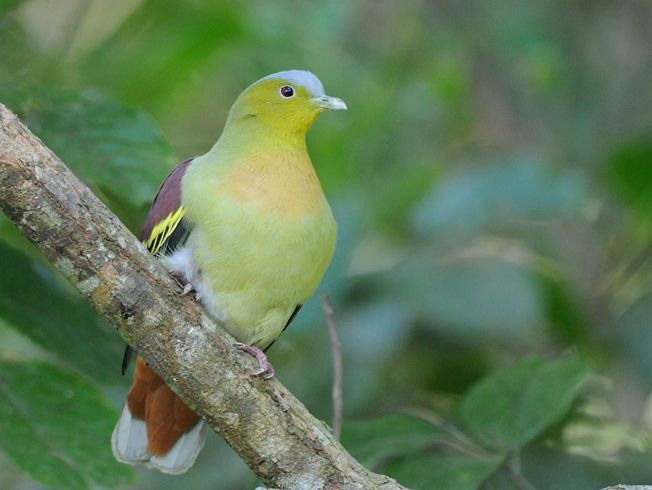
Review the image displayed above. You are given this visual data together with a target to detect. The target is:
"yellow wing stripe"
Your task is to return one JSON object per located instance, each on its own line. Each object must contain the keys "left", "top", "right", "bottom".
{"left": 145, "top": 205, "right": 186, "bottom": 255}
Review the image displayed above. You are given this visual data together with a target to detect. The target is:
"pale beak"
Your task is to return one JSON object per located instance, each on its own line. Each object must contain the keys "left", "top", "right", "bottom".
{"left": 313, "top": 95, "right": 347, "bottom": 111}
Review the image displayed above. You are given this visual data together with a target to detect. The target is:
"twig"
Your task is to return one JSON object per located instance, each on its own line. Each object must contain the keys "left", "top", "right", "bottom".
{"left": 403, "top": 407, "right": 492, "bottom": 459}
{"left": 321, "top": 293, "right": 343, "bottom": 441}
{"left": 404, "top": 406, "right": 487, "bottom": 453}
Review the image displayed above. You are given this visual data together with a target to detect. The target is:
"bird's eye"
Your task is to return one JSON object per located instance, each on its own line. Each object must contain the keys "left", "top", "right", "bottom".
{"left": 280, "top": 85, "right": 295, "bottom": 98}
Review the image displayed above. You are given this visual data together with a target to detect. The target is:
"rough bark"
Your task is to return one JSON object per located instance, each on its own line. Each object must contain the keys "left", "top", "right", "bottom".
{"left": 0, "top": 103, "right": 406, "bottom": 490}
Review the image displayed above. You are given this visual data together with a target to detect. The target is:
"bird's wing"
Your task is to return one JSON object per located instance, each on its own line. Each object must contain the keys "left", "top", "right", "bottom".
{"left": 121, "top": 158, "right": 194, "bottom": 376}
{"left": 140, "top": 157, "right": 195, "bottom": 256}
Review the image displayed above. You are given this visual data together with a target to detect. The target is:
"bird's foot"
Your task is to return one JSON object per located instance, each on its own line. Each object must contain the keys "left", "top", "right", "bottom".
{"left": 170, "top": 272, "right": 201, "bottom": 300}
{"left": 235, "top": 343, "right": 275, "bottom": 379}
{"left": 181, "top": 283, "right": 203, "bottom": 300}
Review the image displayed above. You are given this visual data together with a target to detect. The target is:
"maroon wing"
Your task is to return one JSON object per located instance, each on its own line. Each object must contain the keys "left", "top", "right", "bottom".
{"left": 139, "top": 158, "right": 194, "bottom": 254}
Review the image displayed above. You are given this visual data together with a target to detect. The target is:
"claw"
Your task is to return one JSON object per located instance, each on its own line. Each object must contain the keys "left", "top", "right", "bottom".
{"left": 170, "top": 271, "right": 186, "bottom": 288}
{"left": 180, "top": 283, "right": 202, "bottom": 300}
{"left": 235, "top": 342, "right": 275, "bottom": 379}
{"left": 170, "top": 272, "right": 201, "bottom": 300}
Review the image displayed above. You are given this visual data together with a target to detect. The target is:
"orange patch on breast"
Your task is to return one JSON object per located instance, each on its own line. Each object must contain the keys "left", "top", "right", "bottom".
{"left": 220, "top": 153, "right": 326, "bottom": 219}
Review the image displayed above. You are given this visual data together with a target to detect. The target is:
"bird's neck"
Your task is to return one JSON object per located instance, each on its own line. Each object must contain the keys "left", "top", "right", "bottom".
{"left": 210, "top": 114, "right": 309, "bottom": 158}
{"left": 192, "top": 118, "right": 314, "bottom": 184}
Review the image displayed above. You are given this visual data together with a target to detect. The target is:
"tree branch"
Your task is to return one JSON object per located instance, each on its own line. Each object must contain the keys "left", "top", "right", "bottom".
{"left": 0, "top": 103, "right": 406, "bottom": 490}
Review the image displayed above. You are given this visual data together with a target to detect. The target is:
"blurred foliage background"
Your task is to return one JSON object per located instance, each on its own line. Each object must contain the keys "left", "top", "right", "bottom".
{"left": 1, "top": 0, "right": 652, "bottom": 489}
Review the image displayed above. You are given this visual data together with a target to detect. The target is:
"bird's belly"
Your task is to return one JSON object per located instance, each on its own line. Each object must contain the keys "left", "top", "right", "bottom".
{"left": 189, "top": 198, "right": 336, "bottom": 347}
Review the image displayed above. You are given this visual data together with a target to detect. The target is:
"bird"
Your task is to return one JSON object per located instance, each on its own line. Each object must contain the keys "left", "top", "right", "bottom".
{"left": 111, "top": 70, "right": 346, "bottom": 474}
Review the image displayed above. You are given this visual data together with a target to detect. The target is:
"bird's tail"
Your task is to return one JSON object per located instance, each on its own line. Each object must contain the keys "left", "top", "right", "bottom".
{"left": 111, "top": 404, "right": 206, "bottom": 474}
{"left": 112, "top": 357, "right": 207, "bottom": 474}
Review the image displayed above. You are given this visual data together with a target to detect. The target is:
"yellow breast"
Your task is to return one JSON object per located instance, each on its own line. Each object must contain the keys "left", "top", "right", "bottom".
{"left": 181, "top": 150, "right": 336, "bottom": 348}
{"left": 222, "top": 152, "right": 326, "bottom": 219}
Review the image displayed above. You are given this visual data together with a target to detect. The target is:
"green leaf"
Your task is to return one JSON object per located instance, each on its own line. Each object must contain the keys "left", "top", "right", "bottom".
{"left": 607, "top": 137, "right": 652, "bottom": 220}
{"left": 385, "top": 452, "right": 504, "bottom": 490}
{"left": 341, "top": 414, "right": 445, "bottom": 469}
{"left": 81, "top": 0, "right": 246, "bottom": 110}
{"left": 0, "top": 214, "right": 32, "bottom": 251}
{"left": 385, "top": 256, "right": 544, "bottom": 340}
{"left": 481, "top": 469, "right": 522, "bottom": 490}
{"left": 423, "top": 259, "right": 542, "bottom": 338}
{"left": 0, "top": 318, "right": 52, "bottom": 363}
{"left": 412, "top": 156, "right": 586, "bottom": 237}
{"left": 0, "top": 11, "right": 41, "bottom": 84}
{"left": 0, "top": 360, "right": 133, "bottom": 489}
{"left": 521, "top": 444, "right": 652, "bottom": 490}
{"left": 0, "top": 86, "right": 175, "bottom": 209}
{"left": 0, "top": 0, "right": 20, "bottom": 15}
{"left": 0, "top": 241, "right": 124, "bottom": 383}
{"left": 617, "top": 293, "right": 652, "bottom": 390}
{"left": 539, "top": 275, "right": 588, "bottom": 343}
{"left": 460, "top": 356, "right": 591, "bottom": 451}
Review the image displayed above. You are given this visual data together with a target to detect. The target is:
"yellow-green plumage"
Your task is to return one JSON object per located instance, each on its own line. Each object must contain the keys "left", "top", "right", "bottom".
{"left": 179, "top": 71, "right": 343, "bottom": 349}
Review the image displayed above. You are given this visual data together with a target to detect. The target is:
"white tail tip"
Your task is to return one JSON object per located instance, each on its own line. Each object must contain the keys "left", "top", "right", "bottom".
{"left": 111, "top": 404, "right": 207, "bottom": 474}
